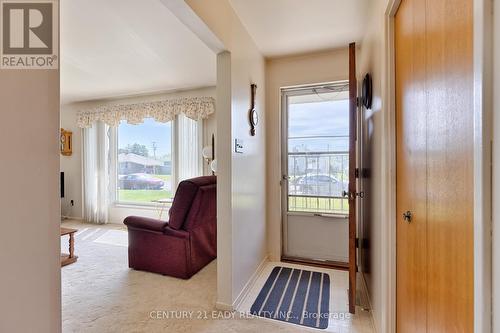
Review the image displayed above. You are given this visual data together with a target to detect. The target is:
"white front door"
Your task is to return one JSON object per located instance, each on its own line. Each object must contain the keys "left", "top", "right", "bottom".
{"left": 281, "top": 83, "right": 350, "bottom": 265}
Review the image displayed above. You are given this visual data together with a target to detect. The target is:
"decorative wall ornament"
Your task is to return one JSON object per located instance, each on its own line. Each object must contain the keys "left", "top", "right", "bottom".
{"left": 249, "top": 84, "right": 258, "bottom": 136}
{"left": 361, "top": 73, "right": 372, "bottom": 109}
{"left": 60, "top": 128, "right": 73, "bottom": 156}
{"left": 76, "top": 96, "right": 215, "bottom": 128}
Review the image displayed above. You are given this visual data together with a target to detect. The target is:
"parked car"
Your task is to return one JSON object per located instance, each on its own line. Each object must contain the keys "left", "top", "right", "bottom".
{"left": 119, "top": 173, "right": 164, "bottom": 190}
{"left": 294, "top": 174, "right": 347, "bottom": 196}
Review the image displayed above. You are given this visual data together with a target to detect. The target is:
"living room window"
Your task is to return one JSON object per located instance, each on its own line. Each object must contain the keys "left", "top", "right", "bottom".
{"left": 78, "top": 96, "right": 213, "bottom": 223}
{"left": 117, "top": 118, "right": 174, "bottom": 204}
{"left": 112, "top": 115, "right": 202, "bottom": 206}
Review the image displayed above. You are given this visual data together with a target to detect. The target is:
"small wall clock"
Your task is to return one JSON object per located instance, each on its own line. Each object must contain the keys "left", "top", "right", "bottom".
{"left": 249, "top": 83, "right": 258, "bottom": 136}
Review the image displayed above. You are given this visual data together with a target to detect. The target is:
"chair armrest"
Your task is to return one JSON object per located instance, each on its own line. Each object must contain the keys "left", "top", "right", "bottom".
{"left": 124, "top": 216, "right": 168, "bottom": 232}
{"left": 163, "top": 226, "right": 189, "bottom": 239}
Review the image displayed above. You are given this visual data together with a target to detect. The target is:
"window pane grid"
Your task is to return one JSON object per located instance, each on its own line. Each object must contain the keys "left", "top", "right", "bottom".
{"left": 288, "top": 152, "right": 349, "bottom": 214}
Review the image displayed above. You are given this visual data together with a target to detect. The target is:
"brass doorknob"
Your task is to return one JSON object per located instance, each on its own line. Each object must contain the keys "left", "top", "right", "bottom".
{"left": 403, "top": 211, "right": 412, "bottom": 223}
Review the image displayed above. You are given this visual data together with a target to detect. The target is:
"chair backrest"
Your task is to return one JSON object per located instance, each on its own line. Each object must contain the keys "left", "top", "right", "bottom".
{"left": 168, "top": 176, "right": 216, "bottom": 230}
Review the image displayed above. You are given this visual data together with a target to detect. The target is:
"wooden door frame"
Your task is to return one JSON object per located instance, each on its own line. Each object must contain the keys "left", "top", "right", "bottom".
{"left": 279, "top": 81, "right": 351, "bottom": 269}
{"left": 383, "top": 0, "right": 493, "bottom": 332}
{"left": 348, "top": 42, "right": 357, "bottom": 315}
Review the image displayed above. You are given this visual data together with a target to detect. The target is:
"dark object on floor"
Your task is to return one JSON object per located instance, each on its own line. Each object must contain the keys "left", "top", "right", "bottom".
{"left": 250, "top": 266, "right": 330, "bottom": 330}
{"left": 124, "top": 176, "right": 216, "bottom": 279}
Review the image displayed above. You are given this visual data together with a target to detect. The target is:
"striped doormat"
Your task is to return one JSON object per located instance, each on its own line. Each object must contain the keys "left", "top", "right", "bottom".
{"left": 250, "top": 266, "right": 330, "bottom": 329}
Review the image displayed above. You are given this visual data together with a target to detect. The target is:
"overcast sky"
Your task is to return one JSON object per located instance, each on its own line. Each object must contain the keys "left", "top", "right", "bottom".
{"left": 288, "top": 99, "right": 349, "bottom": 152}
{"left": 118, "top": 118, "right": 172, "bottom": 157}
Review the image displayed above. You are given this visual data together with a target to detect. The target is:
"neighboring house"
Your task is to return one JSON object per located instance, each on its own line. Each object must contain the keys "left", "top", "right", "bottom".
{"left": 118, "top": 153, "right": 171, "bottom": 175}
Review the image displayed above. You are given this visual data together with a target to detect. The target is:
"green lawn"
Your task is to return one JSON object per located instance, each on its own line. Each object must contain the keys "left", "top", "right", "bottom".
{"left": 289, "top": 196, "right": 349, "bottom": 214}
{"left": 118, "top": 190, "right": 172, "bottom": 203}
{"left": 118, "top": 174, "right": 173, "bottom": 203}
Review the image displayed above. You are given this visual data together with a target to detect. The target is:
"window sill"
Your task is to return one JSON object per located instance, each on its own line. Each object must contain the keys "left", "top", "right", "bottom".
{"left": 287, "top": 211, "right": 349, "bottom": 219}
{"left": 113, "top": 202, "right": 172, "bottom": 211}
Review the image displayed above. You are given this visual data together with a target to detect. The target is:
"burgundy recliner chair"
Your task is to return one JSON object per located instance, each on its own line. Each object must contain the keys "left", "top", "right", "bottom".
{"left": 124, "top": 176, "right": 216, "bottom": 279}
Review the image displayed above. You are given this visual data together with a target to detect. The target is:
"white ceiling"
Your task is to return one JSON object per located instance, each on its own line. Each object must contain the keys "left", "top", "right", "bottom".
{"left": 229, "top": 0, "right": 369, "bottom": 57}
{"left": 61, "top": 0, "right": 216, "bottom": 104}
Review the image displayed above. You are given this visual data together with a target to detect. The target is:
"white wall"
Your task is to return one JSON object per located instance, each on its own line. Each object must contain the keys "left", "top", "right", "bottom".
{"left": 186, "top": 0, "right": 267, "bottom": 308}
{"left": 265, "top": 48, "right": 350, "bottom": 261}
{"left": 357, "top": 0, "right": 390, "bottom": 332}
{"left": 60, "top": 86, "right": 216, "bottom": 223}
{"left": 60, "top": 104, "right": 83, "bottom": 219}
{"left": 0, "top": 61, "right": 61, "bottom": 332}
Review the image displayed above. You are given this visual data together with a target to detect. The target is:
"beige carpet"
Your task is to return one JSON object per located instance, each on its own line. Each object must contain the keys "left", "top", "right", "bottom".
{"left": 61, "top": 220, "right": 373, "bottom": 333}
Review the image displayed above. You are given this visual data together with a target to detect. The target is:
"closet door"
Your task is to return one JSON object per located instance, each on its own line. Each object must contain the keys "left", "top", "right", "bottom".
{"left": 395, "top": 0, "right": 428, "bottom": 331}
{"left": 425, "top": 0, "right": 473, "bottom": 330}
{"left": 395, "top": 0, "right": 474, "bottom": 331}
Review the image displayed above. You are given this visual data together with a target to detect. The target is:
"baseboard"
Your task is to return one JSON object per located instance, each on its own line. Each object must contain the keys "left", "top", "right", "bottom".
{"left": 360, "top": 272, "right": 378, "bottom": 333}
{"left": 359, "top": 272, "right": 372, "bottom": 309}
{"left": 215, "top": 301, "right": 234, "bottom": 311}
{"left": 106, "top": 220, "right": 127, "bottom": 225}
{"left": 232, "top": 255, "right": 268, "bottom": 311}
{"left": 61, "top": 216, "right": 83, "bottom": 221}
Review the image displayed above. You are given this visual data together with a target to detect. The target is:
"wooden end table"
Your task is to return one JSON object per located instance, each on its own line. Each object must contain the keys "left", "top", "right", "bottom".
{"left": 61, "top": 227, "right": 78, "bottom": 267}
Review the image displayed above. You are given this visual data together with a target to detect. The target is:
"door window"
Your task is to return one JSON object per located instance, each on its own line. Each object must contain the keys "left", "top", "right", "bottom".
{"left": 286, "top": 86, "right": 350, "bottom": 214}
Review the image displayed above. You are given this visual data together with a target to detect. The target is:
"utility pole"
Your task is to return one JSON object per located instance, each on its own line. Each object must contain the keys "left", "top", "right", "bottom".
{"left": 151, "top": 141, "right": 158, "bottom": 174}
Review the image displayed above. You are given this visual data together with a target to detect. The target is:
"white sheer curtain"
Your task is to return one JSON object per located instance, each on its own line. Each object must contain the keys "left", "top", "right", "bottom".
{"left": 82, "top": 121, "right": 110, "bottom": 224}
{"left": 177, "top": 114, "right": 202, "bottom": 182}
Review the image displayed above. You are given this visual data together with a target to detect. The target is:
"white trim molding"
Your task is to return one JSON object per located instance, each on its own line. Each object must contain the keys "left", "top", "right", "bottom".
{"left": 382, "top": 2, "right": 400, "bottom": 333}
{"left": 473, "top": 0, "right": 493, "bottom": 332}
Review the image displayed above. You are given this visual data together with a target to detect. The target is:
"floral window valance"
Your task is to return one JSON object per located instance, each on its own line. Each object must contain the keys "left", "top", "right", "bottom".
{"left": 77, "top": 96, "right": 215, "bottom": 128}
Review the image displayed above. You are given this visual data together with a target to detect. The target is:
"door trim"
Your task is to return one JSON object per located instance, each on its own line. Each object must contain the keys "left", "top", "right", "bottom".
{"left": 281, "top": 256, "right": 349, "bottom": 271}
{"left": 472, "top": 0, "right": 493, "bottom": 332}
{"left": 348, "top": 42, "right": 357, "bottom": 315}
{"left": 384, "top": 0, "right": 493, "bottom": 332}
{"left": 280, "top": 81, "right": 350, "bottom": 261}
{"left": 383, "top": 3, "right": 400, "bottom": 333}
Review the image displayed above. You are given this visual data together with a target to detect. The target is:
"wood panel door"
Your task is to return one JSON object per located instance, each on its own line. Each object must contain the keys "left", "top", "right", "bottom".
{"left": 395, "top": 0, "right": 428, "bottom": 330}
{"left": 395, "top": 0, "right": 474, "bottom": 332}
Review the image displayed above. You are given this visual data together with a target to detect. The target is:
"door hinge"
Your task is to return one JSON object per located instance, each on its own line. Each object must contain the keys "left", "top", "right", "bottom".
{"left": 356, "top": 96, "right": 361, "bottom": 107}
{"left": 355, "top": 168, "right": 360, "bottom": 178}
{"left": 355, "top": 237, "right": 359, "bottom": 248}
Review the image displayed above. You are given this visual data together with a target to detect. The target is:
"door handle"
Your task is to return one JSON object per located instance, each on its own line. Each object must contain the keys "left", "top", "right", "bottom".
{"left": 342, "top": 190, "right": 355, "bottom": 201}
{"left": 343, "top": 191, "right": 365, "bottom": 200}
{"left": 402, "top": 211, "right": 412, "bottom": 223}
